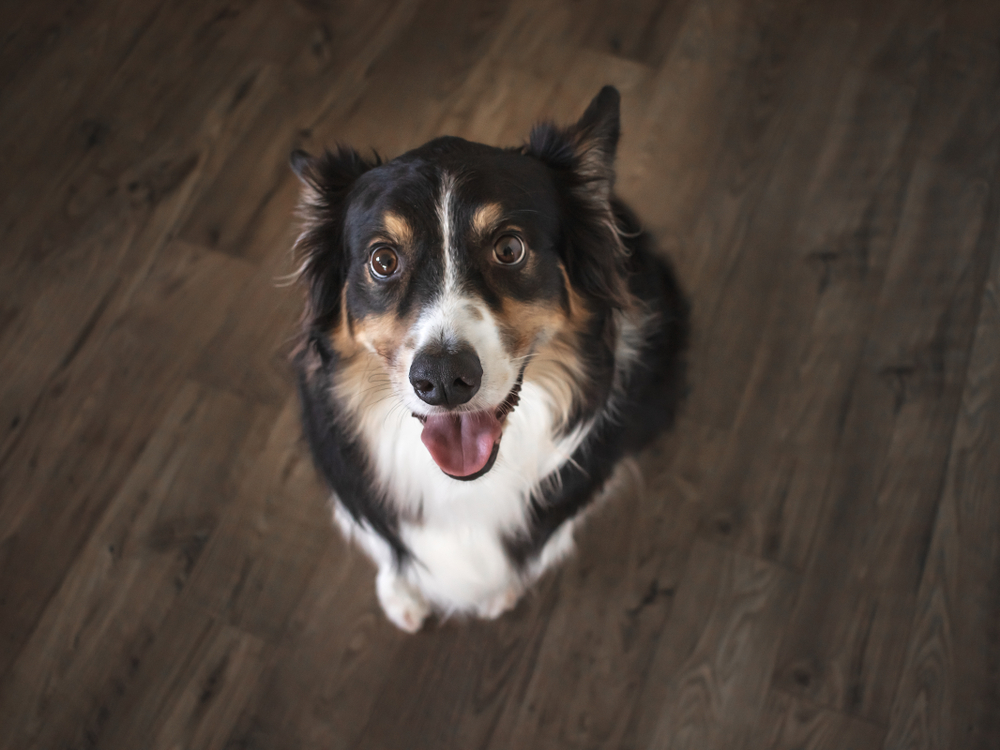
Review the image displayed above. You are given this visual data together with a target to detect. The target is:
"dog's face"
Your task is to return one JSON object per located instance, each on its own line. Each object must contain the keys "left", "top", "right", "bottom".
{"left": 292, "top": 88, "right": 630, "bottom": 480}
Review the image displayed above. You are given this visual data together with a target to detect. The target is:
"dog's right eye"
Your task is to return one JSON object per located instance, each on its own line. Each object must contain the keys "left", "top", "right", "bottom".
{"left": 493, "top": 234, "right": 525, "bottom": 266}
{"left": 369, "top": 246, "right": 399, "bottom": 279}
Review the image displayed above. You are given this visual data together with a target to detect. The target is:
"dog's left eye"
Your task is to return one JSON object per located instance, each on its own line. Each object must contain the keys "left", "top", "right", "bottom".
{"left": 493, "top": 234, "right": 525, "bottom": 266}
{"left": 369, "top": 246, "right": 399, "bottom": 278}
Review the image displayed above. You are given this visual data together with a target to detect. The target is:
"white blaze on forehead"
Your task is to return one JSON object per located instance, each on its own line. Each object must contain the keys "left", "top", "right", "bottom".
{"left": 436, "top": 171, "right": 459, "bottom": 297}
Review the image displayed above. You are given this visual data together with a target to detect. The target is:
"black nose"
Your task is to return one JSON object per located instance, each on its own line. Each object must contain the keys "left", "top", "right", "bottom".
{"left": 409, "top": 346, "right": 483, "bottom": 406}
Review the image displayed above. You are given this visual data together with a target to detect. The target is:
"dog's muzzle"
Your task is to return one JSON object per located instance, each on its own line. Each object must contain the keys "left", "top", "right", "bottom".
{"left": 411, "top": 367, "right": 524, "bottom": 481}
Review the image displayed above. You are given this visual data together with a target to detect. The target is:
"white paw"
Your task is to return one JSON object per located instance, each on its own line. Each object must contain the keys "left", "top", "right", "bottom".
{"left": 477, "top": 586, "right": 521, "bottom": 620}
{"left": 376, "top": 570, "right": 431, "bottom": 633}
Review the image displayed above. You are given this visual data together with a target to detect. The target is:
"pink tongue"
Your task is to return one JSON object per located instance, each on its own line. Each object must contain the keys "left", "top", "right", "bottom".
{"left": 420, "top": 411, "right": 502, "bottom": 477}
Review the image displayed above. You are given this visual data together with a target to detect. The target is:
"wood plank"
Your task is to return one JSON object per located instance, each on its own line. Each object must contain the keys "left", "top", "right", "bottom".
{"left": 747, "top": 690, "right": 885, "bottom": 750}
{"left": 771, "top": 14, "right": 1000, "bottom": 722}
{"left": 619, "top": 0, "right": 811, "bottom": 255}
{"left": 0, "top": 0, "right": 257, "bottom": 274}
{"left": 0, "top": 242, "right": 257, "bottom": 681}
{"left": 694, "top": 0, "right": 935, "bottom": 568}
{"left": 175, "top": 0, "right": 430, "bottom": 260}
{"left": 581, "top": 0, "right": 692, "bottom": 68}
{"left": 430, "top": 0, "right": 648, "bottom": 148}
{"left": 344, "top": 586, "right": 560, "bottom": 750}
{"left": 0, "top": 0, "right": 302, "bottom": 478}
{"left": 187, "top": 254, "right": 303, "bottom": 405}
{"left": 629, "top": 540, "right": 798, "bottom": 750}
{"left": 102, "top": 602, "right": 267, "bottom": 750}
{"left": 882, "top": 178, "right": 1000, "bottom": 749}
{"left": 337, "top": 443, "right": 697, "bottom": 750}
{"left": 224, "top": 438, "right": 691, "bottom": 750}
{"left": 146, "top": 619, "right": 265, "bottom": 750}
{"left": 183, "top": 398, "right": 335, "bottom": 639}
{"left": 0, "top": 381, "right": 273, "bottom": 749}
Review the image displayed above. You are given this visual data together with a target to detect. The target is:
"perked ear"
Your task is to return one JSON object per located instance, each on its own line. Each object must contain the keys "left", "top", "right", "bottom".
{"left": 289, "top": 146, "right": 373, "bottom": 196}
{"left": 526, "top": 86, "right": 620, "bottom": 197}
{"left": 567, "top": 85, "right": 621, "bottom": 192}
{"left": 290, "top": 146, "right": 377, "bottom": 332}
{"left": 290, "top": 149, "right": 317, "bottom": 183}
{"left": 524, "top": 86, "right": 630, "bottom": 308}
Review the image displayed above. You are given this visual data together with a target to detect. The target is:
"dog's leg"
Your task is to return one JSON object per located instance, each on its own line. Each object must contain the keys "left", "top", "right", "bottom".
{"left": 333, "top": 503, "right": 430, "bottom": 632}
{"left": 526, "top": 520, "right": 577, "bottom": 583}
{"left": 376, "top": 568, "right": 430, "bottom": 633}
{"left": 476, "top": 585, "right": 521, "bottom": 620}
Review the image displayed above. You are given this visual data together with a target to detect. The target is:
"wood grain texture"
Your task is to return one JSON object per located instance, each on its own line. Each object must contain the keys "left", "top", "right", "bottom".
{"left": 632, "top": 540, "right": 798, "bottom": 750}
{"left": 0, "top": 241, "right": 257, "bottom": 681}
{"left": 693, "top": 0, "right": 933, "bottom": 569}
{"left": 771, "top": 9, "right": 1000, "bottom": 722}
{"left": 1, "top": 1, "right": 999, "bottom": 748}
{"left": 0, "top": 381, "right": 273, "bottom": 749}
{"left": 882, "top": 163, "right": 1000, "bottom": 749}
{"left": 747, "top": 690, "right": 885, "bottom": 750}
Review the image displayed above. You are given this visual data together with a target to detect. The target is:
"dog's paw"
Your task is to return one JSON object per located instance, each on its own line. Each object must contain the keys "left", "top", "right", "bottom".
{"left": 376, "top": 571, "right": 430, "bottom": 633}
{"left": 477, "top": 586, "right": 521, "bottom": 620}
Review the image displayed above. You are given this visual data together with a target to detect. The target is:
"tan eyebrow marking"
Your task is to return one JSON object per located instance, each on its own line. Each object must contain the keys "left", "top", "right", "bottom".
{"left": 381, "top": 211, "right": 413, "bottom": 244}
{"left": 471, "top": 202, "right": 504, "bottom": 237}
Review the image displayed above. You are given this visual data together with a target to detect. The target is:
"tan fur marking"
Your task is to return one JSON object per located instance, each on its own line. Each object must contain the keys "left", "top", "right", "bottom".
{"left": 352, "top": 312, "right": 412, "bottom": 363}
{"left": 327, "top": 287, "right": 418, "bottom": 367}
{"left": 326, "top": 289, "right": 361, "bottom": 356}
{"left": 495, "top": 299, "right": 566, "bottom": 358}
{"left": 489, "top": 261, "right": 588, "bottom": 358}
{"left": 331, "top": 345, "right": 392, "bottom": 426}
{"left": 527, "top": 330, "right": 592, "bottom": 428}
{"left": 471, "top": 203, "right": 504, "bottom": 237}
{"left": 558, "top": 263, "right": 590, "bottom": 326}
{"left": 505, "top": 263, "right": 595, "bottom": 428}
{"left": 382, "top": 211, "right": 413, "bottom": 245}
{"left": 330, "top": 305, "right": 421, "bottom": 425}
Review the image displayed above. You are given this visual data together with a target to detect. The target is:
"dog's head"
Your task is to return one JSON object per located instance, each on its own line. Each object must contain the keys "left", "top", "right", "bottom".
{"left": 291, "top": 87, "right": 632, "bottom": 480}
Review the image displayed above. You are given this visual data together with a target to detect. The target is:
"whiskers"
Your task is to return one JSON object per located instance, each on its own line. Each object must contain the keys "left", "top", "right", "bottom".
{"left": 508, "top": 351, "right": 538, "bottom": 372}
{"left": 353, "top": 363, "right": 415, "bottom": 430}
{"left": 382, "top": 399, "right": 416, "bottom": 430}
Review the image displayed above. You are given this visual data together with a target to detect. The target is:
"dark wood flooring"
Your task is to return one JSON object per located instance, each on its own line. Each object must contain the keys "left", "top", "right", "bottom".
{"left": 2, "top": 0, "right": 999, "bottom": 748}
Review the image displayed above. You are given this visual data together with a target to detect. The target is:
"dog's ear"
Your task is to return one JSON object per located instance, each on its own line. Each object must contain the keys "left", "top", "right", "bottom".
{"left": 290, "top": 149, "right": 317, "bottom": 184}
{"left": 526, "top": 86, "right": 620, "bottom": 196}
{"left": 291, "top": 146, "right": 377, "bottom": 332}
{"left": 524, "top": 86, "right": 629, "bottom": 308}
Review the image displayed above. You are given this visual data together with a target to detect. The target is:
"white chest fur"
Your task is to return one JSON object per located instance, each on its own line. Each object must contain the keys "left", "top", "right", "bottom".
{"left": 337, "top": 378, "right": 589, "bottom": 616}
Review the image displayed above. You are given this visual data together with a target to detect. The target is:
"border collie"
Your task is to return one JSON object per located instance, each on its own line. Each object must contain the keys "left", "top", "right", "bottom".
{"left": 289, "top": 87, "right": 688, "bottom": 632}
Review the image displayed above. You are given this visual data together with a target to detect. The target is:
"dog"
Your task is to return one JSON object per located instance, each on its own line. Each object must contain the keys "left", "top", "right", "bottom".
{"left": 288, "top": 86, "right": 688, "bottom": 632}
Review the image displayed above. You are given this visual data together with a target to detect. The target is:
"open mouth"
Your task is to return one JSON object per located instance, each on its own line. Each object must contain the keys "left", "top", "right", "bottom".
{"left": 412, "top": 370, "right": 523, "bottom": 481}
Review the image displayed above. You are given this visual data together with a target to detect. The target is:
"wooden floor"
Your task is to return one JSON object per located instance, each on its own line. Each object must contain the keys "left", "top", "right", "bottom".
{"left": 2, "top": 0, "right": 999, "bottom": 747}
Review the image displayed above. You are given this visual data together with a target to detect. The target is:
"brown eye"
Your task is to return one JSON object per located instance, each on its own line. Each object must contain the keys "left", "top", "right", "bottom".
{"left": 369, "top": 246, "right": 399, "bottom": 278}
{"left": 493, "top": 234, "right": 525, "bottom": 265}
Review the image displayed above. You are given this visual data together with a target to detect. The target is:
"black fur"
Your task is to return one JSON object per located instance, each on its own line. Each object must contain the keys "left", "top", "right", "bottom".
{"left": 290, "top": 146, "right": 380, "bottom": 331}
{"left": 524, "top": 86, "right": 630, "bottom": 310}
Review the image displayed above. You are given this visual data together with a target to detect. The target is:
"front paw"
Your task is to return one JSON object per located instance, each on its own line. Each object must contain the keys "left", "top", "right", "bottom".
{"left": 376, "top": 570, "right": 430, "bottom": 633}
{"left": 477, "top": 586, "right": 521, "bottom": 620}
